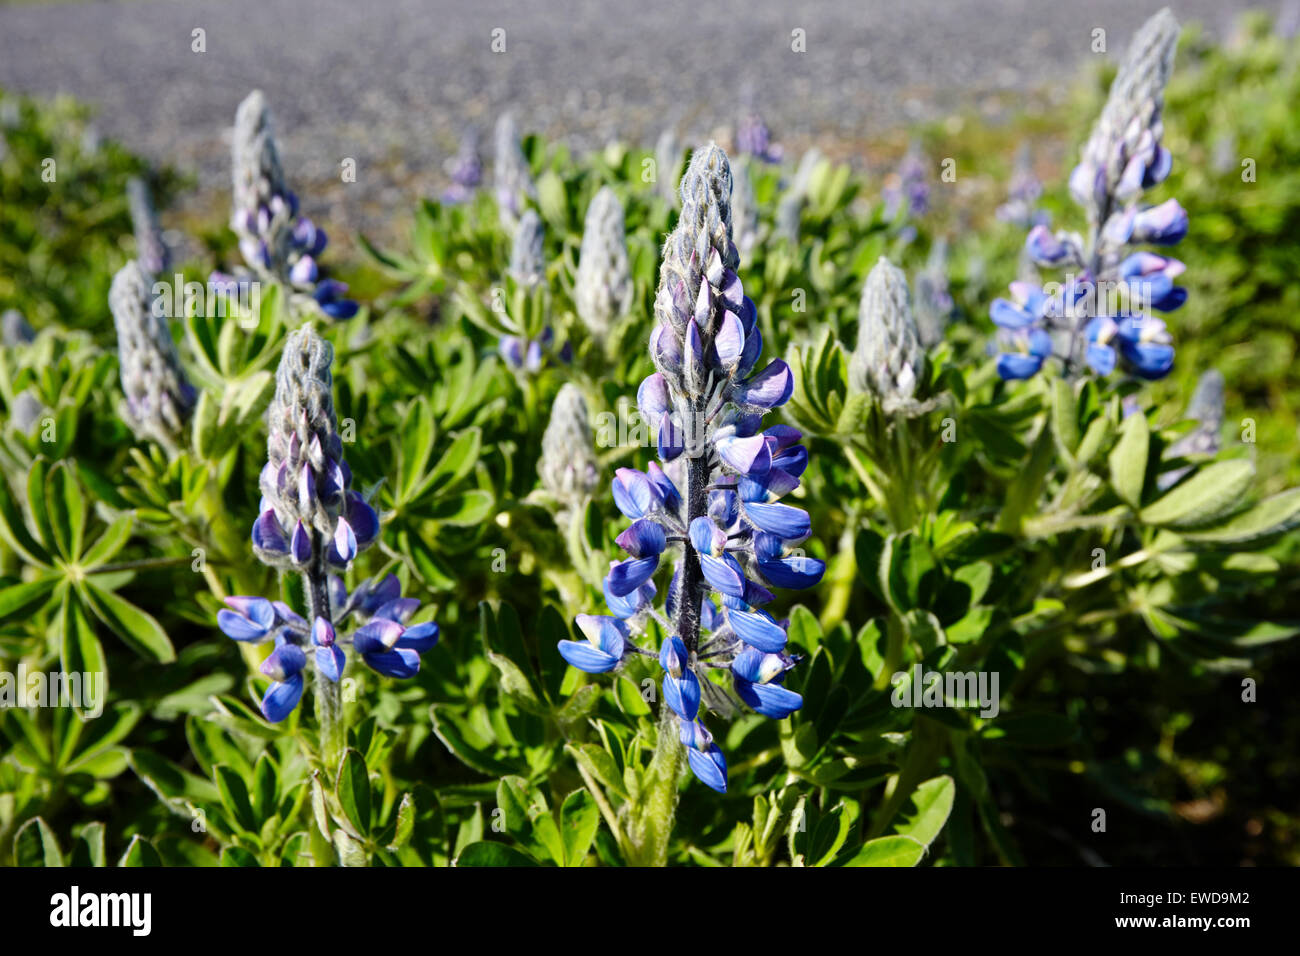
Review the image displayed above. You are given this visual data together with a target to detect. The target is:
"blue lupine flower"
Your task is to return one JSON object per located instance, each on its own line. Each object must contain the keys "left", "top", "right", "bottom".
{"left": 559, "top": 144, "right": 824, "bottom": 794}
{"left": 442, "top": 128, "right": 483, "bottom": 205}
{"left": 225, "top": 91, "right": 356, "bottom": 319}
{"left": 217, "top": 328, "right": 439, "bottom": 723}
{"left": 882, "top": 142, "right": 930, "bottom": 220}
{"left": 992, "top": 10, "right": 1185, "bottom": 384}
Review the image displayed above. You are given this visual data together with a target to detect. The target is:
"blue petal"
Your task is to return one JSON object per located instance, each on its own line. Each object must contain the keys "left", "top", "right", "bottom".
{"left": 686, "top": 745, "right": 728, "bottom": 793}
{"left": 727, "top": 607, "right": 788, "bottom": 652}
{"left": 699, "top": 552, "right": 746, "bottom": 598}
{"left": 260, "top": 673, "right": 304, "bottom": 723}
{"left": 260, "top": 643, "right": 307, "bottom": 681}
{"left": 1084, "top": 343, "right": 1117, "bottom": 376}
{"left": 607, "top": 555, "right": 661, "bottom": 597}
{"left": 996, "top": 352, "right": 1044, "bottom": 380}
{"left": 734, "top": 360, "right": 793, "bottom": 408}
{"left": 715, "top": 432, "right": 771, "bottom": 476}
{"left": 663, "top": 670, "right": 701, "bottom": 720}
{"left": 744, "top": 502, "right": 811, "bottom": 539}
{"left": 362, "top": 647, "right": 421, "bottom": 679}
{"left": 638, "top": 373, "right": 669, "bottom": 423}
{"left": 290, "top": 521, "right": 312, "bottom": 565}
{"left": 612, "top": 468, "right": 658, "bottom": 519}
{"left": 735, "top": 678, "right": 803, "bottom": 718}
{"left": 757, "top": 554, "right": 826, "bottom": 590}
{"left": 316, "top": 645, "right": 345, "bottom": 682}
{"left": 353, "top": 619, "right": 404, "bottom": 654}
{"left": 217, "top": 608, "right": 272, "bottom": 642}
{"left": 396, "top": 621, "right": 440, "bottom": 653}
{"left": 251, "top": 510, "right": 288, "bottom": 553}
{"left": 557, "top": 639, "right": 620, "bottom": 673}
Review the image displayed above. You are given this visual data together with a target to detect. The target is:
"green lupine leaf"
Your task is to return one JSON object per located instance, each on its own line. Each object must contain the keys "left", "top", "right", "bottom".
{"left": 1181, "top": 488, "right": 1300, "bottom": 544}
{"left": 1140, "top": 459, "right": 1255, "bottom": 527}
{"left": 456, "top": 841, "right": 541, "bottom": 867}
{"left": 80, "top": 513, "right": 134, "bottom": 567}
{"left": 79, "top": 580, "right": 175, "bottom": 662}
{"left": 559, "top": 788, "right": 600, "bottom": 866}
{"left": 336, "top": 749, "right": 372, "bottom": 837}
{"left": 845, "top": 835, "right": 926, "bottom": 867}
{"left": 14, "top": 817, "right": 63, "bottom": 867}
{"left": 892, "top": 775, "right": 955, "bottom": 848}
{"left": 1108, "top": 412, "right": 1149, "bottom": 508}
{"left": 119, "top": 835, "right": 163, "bottom": 867}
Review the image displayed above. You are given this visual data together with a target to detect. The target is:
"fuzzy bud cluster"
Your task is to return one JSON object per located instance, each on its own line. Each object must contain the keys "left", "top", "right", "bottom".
{"left": 850, "top": 257, "right": 926, "bottom": 412}
{"left": 252, "top": 327, "right": 378, "bottom": 570}
{"left": 574, "top": 187, "right": 633, "bottom": 338}
{"left": 109, "top": 260, "right": 196, "bottom": 455}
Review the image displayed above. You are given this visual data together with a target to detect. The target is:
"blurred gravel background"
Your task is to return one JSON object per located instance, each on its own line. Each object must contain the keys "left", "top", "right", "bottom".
{"left": 0, "top": 0, "right": 1278, "bottom": 243}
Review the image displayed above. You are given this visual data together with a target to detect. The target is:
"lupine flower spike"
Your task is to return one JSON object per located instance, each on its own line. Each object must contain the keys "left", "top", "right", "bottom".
{"left": 219, "top": 326, "right": 439, "bottom": 724}
{"left": 557, "top": 144, "right": 825, "bottom": 793}
{"left": 883, "top": 141, "right": 930, "bottom": 220}
{"left": 776, "top": 148, "right": 823, "bottom": 244}
{"left": 654, "top": 127, "right": 682, "bottom": 206}
{"left": 442, "top": 128, "right": 483, "bottom": 205}
{"left": 109, "top": 260, "right": 196, "bottom": 457}
{"left": 498, "top": 209, "right": 568, "bottom": 371}
{"left": 494, "top": 111, "right": 537, "bottom": 231}
{"left": 574, "top": 186, "right": 633, "bottom": 341}
{"left": 126, "top": 176, "right": 170, "bottom": 276}
{"left": 992, "top": 9, "right": 1183, "bottom": 382}
{"left": 850, "top": 257, "right": 930, "bottom": 416}
{"left": 220, "top": 90, "right": 357, "bottom": 319}
{"left": 537, "top": 382, "right": 601, "bottom": 521}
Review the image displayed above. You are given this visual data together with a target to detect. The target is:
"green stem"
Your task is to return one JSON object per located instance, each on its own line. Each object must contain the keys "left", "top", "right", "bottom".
{"left": 866, "top": 716, "right": 945, "bottom": 840}
{"left": 625, "top": 705, "right": 684, "bottom": 867}
{"left": 305, "top": 536, "right": 344, "bottom": 772}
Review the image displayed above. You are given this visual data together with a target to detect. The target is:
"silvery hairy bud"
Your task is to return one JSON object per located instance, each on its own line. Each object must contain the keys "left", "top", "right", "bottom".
{"left": 1072, "top": 8, "right": 1180, "bottom": 218}
{"left": 11, "top": 389, "right": 44, "bottom": 435}
{"left": 850, "top": 257, "right": 927, "bottom": 414}
{"left": 776, "top": 148, "right": 823, "bottom": 243}
{"left": 109, "top": 260, "right": 196, "bottom": 456}
{"left": 255, "top": 326, "right": 379, "bottom": 570}
{"left": 730, "top": 159, "right": 760, "bottom": 259}
{"left": 127, "top": 176, "right": 170, "bottom": 276}
{"left": 574, "top": 187, "right": 633, "bottom": 338}
{"left": 653, "top": 143, "right": 737, "bottom": 401}
{"left": 494, "top": 111, "right": 537, "bottom": 231}
{"left": 539, "top": 383, "right": 601, "bottom": 514}
{"left": 509, "top": 209, "right": 546, "bottom": 288}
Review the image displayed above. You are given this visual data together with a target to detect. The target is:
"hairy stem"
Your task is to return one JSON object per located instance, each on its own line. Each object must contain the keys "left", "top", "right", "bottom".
{"left": 304, "top": 533, "right": 343, "bottom": 772}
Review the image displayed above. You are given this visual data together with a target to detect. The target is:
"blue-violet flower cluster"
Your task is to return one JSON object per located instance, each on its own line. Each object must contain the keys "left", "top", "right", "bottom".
{"left": 991, "top": 9, "right": 1185, "bottom": 382}
{"left": 557, "top": 144, "right": 825, "bottom": 793}
{"left": 218, "top": 326, "right": 438, "bottom": 721}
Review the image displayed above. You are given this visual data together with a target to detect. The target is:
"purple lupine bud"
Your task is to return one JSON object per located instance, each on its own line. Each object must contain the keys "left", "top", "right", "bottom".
{"left": 1074, "top": 9, "right": 1180, "bottom": 220}
{"left": 1131, "top": 198, "right": 1188, "bottom": 245}
{"left": 261, "top": 643, "right": 307, "bottom": 682}
{"left": 109, "top": 260, "right": 196, "bottom": 457}
{"left": 257, "top": 326, "right": 375, "bottom": 570}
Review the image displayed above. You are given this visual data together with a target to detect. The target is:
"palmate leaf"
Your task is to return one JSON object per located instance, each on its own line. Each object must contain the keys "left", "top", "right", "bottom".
{"left": 76, "top": 579, "right": 174, "bottom": 663}
{"left": 13, "top": 816, "right": 64, "bottom": 867}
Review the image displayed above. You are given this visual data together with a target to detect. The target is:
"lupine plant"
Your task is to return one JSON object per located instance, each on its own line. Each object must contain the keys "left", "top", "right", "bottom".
{"left": 991, "top": 8, "right": 1187, "bottom": 382}
{"left": 554, "top": 145, "right": 824, "bottom": 860}
{"left": 3, "top": 9, "right": 1300, "bottom": 870}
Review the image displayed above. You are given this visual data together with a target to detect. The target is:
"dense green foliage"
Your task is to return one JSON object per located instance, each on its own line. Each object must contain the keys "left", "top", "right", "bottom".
{"left": 1, "top": 15, "right": 1296, "bottom": 867}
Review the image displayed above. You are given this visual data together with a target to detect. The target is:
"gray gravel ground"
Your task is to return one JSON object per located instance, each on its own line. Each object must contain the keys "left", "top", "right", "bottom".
{"left": 0, "top": 0, "right": 1279, "bottom": 244}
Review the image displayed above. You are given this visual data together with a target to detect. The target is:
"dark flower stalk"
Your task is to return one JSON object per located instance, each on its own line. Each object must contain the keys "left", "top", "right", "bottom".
{"left": 557, "top": 145, "right": 824, "bottom": 797}
{"left": 217, "top": 327, "right": 438, "bottom": 765}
